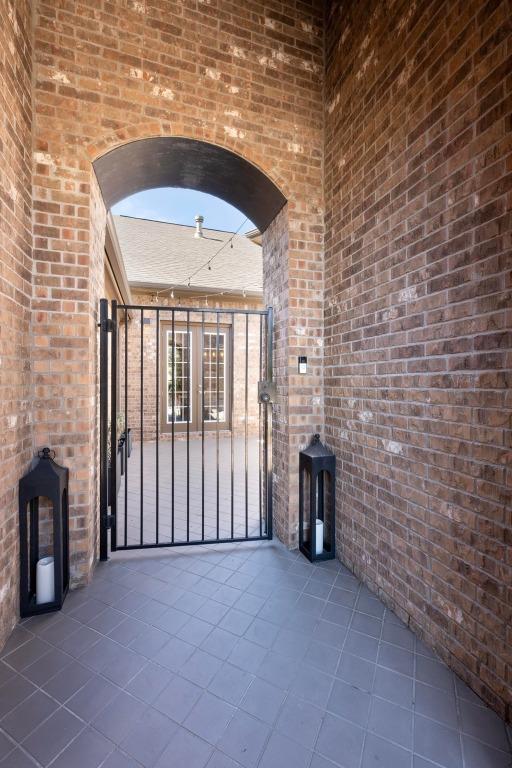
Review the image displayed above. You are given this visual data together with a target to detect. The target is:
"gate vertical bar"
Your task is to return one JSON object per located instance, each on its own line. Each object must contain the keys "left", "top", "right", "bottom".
{"left": 155, "top": 309, "right": 160, "bottom": 544}
{"left": 110, "top": 300, "right": 118, "bottom": 551}
{"left": 171, "top": 309, "right": 175, "bottom": 543}
{"left": 216, "top": 313, "right": 220, "bottom": 539}
{"left": 124, "top": 307, "right": 128, "bottom": 547}
{"left": 186, "top": 309, "right": 190, "bottom": 542}
{"left": 201, "top": 313, "right": 205, "bottom": 541}
{"left": 266, "top": 307, "right": 273, "bottom": 539}
{"left": 140, "top": 308, "right": 144, "bottom": 545}
{"left": 258, "top": 315, "right": 263, "bottom": 538}
{"left": 230, "top": 312, "right": 234, "bottom": 539}
{"left": 99, "top": 299, "right": 109, "bottom": 560}
{"left": 245, "top": 313, "right": 249, "bottom": 538}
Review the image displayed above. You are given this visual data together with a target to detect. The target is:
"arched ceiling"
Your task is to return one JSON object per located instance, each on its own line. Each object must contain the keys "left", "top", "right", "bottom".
{"left": 93, "top": 137, "right": 287, "bottom": 232}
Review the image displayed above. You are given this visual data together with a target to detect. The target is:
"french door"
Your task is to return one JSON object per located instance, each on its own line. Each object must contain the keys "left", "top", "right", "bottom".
{"left": 160, "top": 323, "right": 231, "bottom": 433}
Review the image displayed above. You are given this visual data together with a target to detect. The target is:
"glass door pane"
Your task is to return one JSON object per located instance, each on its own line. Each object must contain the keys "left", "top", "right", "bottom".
{"left": 166, "top": 330, "right": 192, "bottom": 424}
{"left": 202, "top": 331, "right": 226, "bottom": 423}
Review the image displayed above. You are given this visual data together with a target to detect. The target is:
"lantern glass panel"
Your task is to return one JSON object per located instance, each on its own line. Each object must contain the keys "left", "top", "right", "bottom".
{"left": 302, "top": 466, "right": 312, "bottom": 545}
{"left": 38, "top": 497, "right": 55, "bottom": 559}
{"left": 317, "top": 470, "right": 334, "bottom": 553}
{"left": 22, "top": 496, "right": 56, "bottom": 608}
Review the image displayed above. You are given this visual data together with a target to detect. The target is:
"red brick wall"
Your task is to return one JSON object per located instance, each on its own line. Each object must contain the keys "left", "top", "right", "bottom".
{"left": 0, "top": 0, "right": 33, "bottom": 645}
{"left": 324, "top": 0, "right": 511, "bottom": 718}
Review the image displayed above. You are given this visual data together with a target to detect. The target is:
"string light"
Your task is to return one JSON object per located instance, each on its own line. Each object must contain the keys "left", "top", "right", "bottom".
{"left": 184, "top": 216, "right": 248, "bottom": 285}
{"left": 154, "top": 285, "right": 175, "bottom": 299}
{"left": 153, "top": 282, "right": 260, "bottom": 305}
{"left": 153, "top": 216, "right": 250, "bottom": 300}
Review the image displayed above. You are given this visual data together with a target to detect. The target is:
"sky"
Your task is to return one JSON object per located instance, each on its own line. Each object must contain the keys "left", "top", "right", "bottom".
{"left": 112, "top": 188, "right": 255, "bottom": 234}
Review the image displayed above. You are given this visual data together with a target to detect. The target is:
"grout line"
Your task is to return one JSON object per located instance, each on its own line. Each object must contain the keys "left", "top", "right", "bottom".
{"left": 2, "top": 541, "right": 511, "bottom": 767}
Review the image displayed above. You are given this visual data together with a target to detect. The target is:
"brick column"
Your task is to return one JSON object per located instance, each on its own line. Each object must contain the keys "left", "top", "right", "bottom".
{"left": 32, "top": 157, "right": 106, "bottom": 585}
{"left": 0, "top": 0, "right": 33, "bottom": 645}
{"left": 264, "top": 203, "right": 324, "bottom": 547}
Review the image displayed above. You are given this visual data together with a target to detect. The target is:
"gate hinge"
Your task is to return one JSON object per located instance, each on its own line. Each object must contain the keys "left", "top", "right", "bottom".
{"left": 106, "top": 514, "right": 115, "bottom": 529}
{"left": 258, "top": 380, "right": 277, "bottom": 404}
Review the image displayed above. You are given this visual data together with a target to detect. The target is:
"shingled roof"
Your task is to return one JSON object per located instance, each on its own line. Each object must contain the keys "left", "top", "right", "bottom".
{"left": 113, "top": 215, "right": 262, "bottom": 296}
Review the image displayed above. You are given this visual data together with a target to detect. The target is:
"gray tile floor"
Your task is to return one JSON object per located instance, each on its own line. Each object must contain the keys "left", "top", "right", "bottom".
{"left": 1, "top": 540, "right": 510, "bottom": 767}
{"left": 118, "top": 437, "right": 263, "bottom": 546}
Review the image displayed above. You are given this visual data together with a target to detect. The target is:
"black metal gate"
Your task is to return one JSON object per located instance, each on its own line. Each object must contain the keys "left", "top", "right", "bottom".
{"left": 99, "top": 300, "right": 273, "bottom": 558}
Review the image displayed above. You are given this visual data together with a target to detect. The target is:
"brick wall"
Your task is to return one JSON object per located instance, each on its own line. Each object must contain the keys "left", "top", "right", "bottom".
{"left": 324, "top": 0, "right": 511, "bottom": 718}
{"left": 0, "top": 0, "right": 33, "bottom": 646}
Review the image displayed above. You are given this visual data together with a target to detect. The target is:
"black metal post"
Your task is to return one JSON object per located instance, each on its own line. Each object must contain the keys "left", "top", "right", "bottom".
{"left": 266, "top": 306, "right": 273, "bottom": 539}
{"left": 216, "top": 313, "right": 220, "bottom": 539}
{"left": 110, "top": 300, "right": 118, "bottom": 551}
{"left": 99, "top": 298, "right": 109, "bottom": 560}
{"left": 259, "top": 314, "right": 263, "bottom": 537}
{"left": 124, "top": 307, "right": 128, "bottom": 547}
{"left": 156, "top": 308, "right": 160, "bottom": 544}
{"left": 171, "top": 309, "right": 175, "bottom": 543}
{"left": 187, "top": 310, "right": 190, "bottom": 542}
{"left": 201, "top": 313, "right": 205, "bottom": 541}
{"left": 245, "top": 313, "right": 249, "bottom": 538}
{"left": 230, "top": 313, "right": 235, "bottom": 539}
{"left": 140, "top": 308, "right": 144, "bottom": 545}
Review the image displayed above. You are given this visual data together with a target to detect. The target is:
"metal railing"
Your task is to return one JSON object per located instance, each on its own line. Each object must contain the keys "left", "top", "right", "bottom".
{"left": 99, "top": 300, "right": 273, "bottom": 557}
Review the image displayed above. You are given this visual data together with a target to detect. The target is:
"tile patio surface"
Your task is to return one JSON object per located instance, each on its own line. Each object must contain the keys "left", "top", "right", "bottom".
{"left": 118, "top": 437, "right": 263, "bottom": 546}
{"left": 0, "top": 540, "right": 510, "bottom": 768}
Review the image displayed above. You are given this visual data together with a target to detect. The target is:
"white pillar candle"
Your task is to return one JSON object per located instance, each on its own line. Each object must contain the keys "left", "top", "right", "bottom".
{"left": 36, "top": 556, "right": 55, "bottom": 604}
{"left": 315, "top": 519, "right": 324, "bottom": 555}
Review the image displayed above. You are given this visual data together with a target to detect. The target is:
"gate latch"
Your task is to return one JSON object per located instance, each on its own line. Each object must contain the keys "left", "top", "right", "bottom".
{"left": 98, "top": 318, "right": 115, "bottom": 332}
{"left": 258, "top": 380, "right": 277, "bottom": 404}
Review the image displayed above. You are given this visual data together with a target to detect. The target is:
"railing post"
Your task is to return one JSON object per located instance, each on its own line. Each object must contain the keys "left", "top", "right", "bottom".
{"left": 99, "top": 298, "right": 109, "bottom": 561}
{"left": 110, "top": 300, "right": 118, "bottom": 551}
{"left": 266, "top": 306, "right": 273, "bottom": 539}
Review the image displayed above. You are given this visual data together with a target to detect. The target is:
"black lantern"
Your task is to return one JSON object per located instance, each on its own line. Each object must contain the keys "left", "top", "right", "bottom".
{"left": 299, "top": 434, "right": 336, "bottom": 562}
{"left": 19, "top": 448, "right": 69, "bottom": 617}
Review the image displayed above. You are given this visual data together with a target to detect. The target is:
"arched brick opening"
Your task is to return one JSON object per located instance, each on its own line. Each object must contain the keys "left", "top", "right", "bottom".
{"left": 92, "top": 136, "right": 287, "bottom": 232}
{"left": 90, "top": 134, "right": 297, "bottom": 559}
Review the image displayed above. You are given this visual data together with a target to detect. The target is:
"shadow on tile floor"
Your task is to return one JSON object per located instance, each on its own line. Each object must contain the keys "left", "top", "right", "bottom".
{"left": 0, "top": 540, "right": 510, "bottom": 768}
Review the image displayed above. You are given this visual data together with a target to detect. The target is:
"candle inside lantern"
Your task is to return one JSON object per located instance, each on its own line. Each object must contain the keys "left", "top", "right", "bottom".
{"left": 36, "top": 556, "right": 55, "bottom": 604}
{"left": 315, "top": 518, "right": 324, "bottom": 555}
